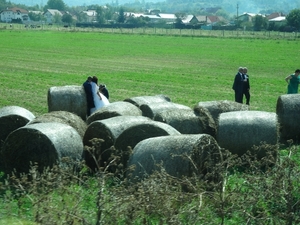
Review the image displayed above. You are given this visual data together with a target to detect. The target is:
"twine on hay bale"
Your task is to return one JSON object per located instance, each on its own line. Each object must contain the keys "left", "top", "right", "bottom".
{"left": 276, "top": 94, "right": 300, "bottom": 142}
{"left": 86, "top": 101, "right": 142, "bottom": 125}
{"left": 194, "top": 100, "right": 249, "bottom": 124}
{"left": 154, "top": 106, "right": 216, "bottom": 136}
{"left": 140, "top": 102, "right": 191, "bottom": 119}
{"left": 83, "top": 116, "right": 152, "bottom": 171}
{"left": 216, "top": 111, "right": 279, "bottom": 159}
{"left": 27, "top": 111, "right": 87, "bottom": 139}
{"left": 48, "top": 85, "right": 87, "bottom": 120}
{"left": 124, "top": 95, "right": 171, "bottom": 108}
{"left": 2, "top": 122, "right": 83, "bottom": 174}
{"left": 0, "top": 106, "right": 35, "bottom": 143}
{"left": 126, "top": 134, "right": 222, "bottom": 181}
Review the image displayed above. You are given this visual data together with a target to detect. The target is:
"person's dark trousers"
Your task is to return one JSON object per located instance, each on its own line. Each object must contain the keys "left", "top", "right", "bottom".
{"left": 244, "top": 91, "right": 250, "bottom": 105}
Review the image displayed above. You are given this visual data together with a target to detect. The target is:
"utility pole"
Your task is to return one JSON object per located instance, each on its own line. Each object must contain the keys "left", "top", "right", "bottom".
{"left": 236, "top": 3, "right": 239, "bottom": 28}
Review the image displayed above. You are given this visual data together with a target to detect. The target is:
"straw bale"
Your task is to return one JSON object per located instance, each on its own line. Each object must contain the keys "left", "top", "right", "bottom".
{"left": 154, "top": 106, "right": 216, "bottom": 136}
{"left": 140, "top": 102, "right": 191, "bottom": 119}
{"left": 87, "top": 101, "right": 142, "bottom": 125}
{"left": 83, "top": 116, "right": 152, "bottom": 170}
{"left": 0, "top": 106, "right": 35, "bottom": 143}
{"left": 114, "top": 121, "right": 180, "bottom": 167}
{"left": 2, "top": 122, "right": 83, "bottom": 174}
{"left": 127, "top": 134, "right": 222, "bottom": 181}
{"left": 216, "top": 111, "right": 279, "bottom": 158}
{"left": 48, "top": 85, "right": 87, "bottom": 120}
{"left": 194, "top": 100, "right": 249, "bottom": 124}
{"left": 124, "top": 95, "right": 171, "bottom": 108}
{"left": 276, "top": 94, "right": 300, "bottom": 141}
{"left": 27, "top": 111, "right": 87, "bottom": 139}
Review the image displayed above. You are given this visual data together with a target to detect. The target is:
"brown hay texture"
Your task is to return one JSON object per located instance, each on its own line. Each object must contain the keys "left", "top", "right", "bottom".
{"left": 83, "top": 116, "right": 152, "bottom": 170}
{"left": 86, "top": 101, "right": 142, "bottom": 125}
{"left": 153, "top": 107, "right": 216, "bottom": 136}
{"left": 276, "top": 94, "right": 300, "bottom": 142}
{"left": 1, "top": 122, "right": 83, "bottom": 174}
{"left": 140, "top": 102, "right": 192, "bottom": 119}
{"left": 194, "top": 100, "right": 249, "bottom": 124}
{"left": 216, "top": 111, "right": 279, "bottom": 158}
{"left": 126, "top": 134, "right": 222, "bottom": 181}
{"left": 27, "top": 111, "right": 87, "bottom": 139}
{"left": 48, "top": 85, "right": 87, "bottom": 120}
{"left": 0, "top": 106, "right": 35, "bottom": 143}
{"left": 124, "top": 95, "right": 171, "bottom": 108}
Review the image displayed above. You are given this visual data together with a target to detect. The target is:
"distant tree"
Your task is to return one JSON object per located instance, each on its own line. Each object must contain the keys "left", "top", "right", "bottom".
{"left": 117, "top": 7, "right": 125, "bottom": 23}
{"left": 253, "top": 15, "right": 267, "bottom": 31}
{"left": 62, "top": 13, "right": 72, "bottom": 25}
{"left": 286, "top": 9, "right": 300, "bottom": 31}
{"left": 96, "top": 6, "right": 105, "bottom": 24}
{"left": 44, "top": 0, "right": 66, "bottom": 11}
{"left": 28, "top": 12, "right": 44, "bottom": 21}
{"left": 53, "top": 12, "right": 62, "bottom": 24}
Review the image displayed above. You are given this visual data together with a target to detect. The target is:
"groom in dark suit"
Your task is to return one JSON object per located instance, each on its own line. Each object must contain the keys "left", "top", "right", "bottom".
{"left": 83, "top": 76, "right": 95, "bottom": 116}
{"left": 232, "top": 67, "right": 246, "bottom": 104}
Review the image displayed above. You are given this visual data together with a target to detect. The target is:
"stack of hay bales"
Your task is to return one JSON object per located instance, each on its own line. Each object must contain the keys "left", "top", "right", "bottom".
{"left": 83, "top": 115, "right": 180, "bottom": 171}
{"left": 87, "top": 101, "right": 142, "bottom": 125}
{"left": 194, "top": 100, "right": 249, "bottom": 124}
{"left": 216, "top": 111, "right": 279, "bottom": 159}
{"left": 154, "top": 106, "right": 216, "bottom": 136}
{"left": 124, "top": 95, "right": 171, "bottom": 108}
{"left": 27, "top": 111, "right": 87, "bottom": 138}
{"left": 276, "top": 94, "right": 300, "bottom": 142}
{"left": 2, "top": 122, "right": 83, "bottom": 174}
{"left": 0, "top": 105, "right": 35, "bottom": 143}
{"left": 127, "top": 134, "right": 222, "bottom": 181}
{"left": 48, "top": 85, "right": 87, "bottom": 120}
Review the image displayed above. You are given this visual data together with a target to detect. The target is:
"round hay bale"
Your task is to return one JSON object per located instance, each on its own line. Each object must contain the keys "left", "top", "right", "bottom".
{"left": 2, "top": 122, "right": 83, "bottom": 174}
{"left": 276, "top": 94, "right": 300, "bottom": 142}
{"left": 27, "top": 111, "right": 87, "bottom": 139}
{"left": 124, "top": 95, "right": 171, "bottom": 108}
{"left": 127, "top": 134, "right": 222, "bottom": 181}
{"left": 154, "top": 107, "right": 216, "bottom": 136}
{"left": 48, "top": 85, "right": 87, "bottom": 120}
{"left": 194, "top": 100, "right": 249, "bottom": 124}
{"left": 83, "top": 116, "right": 152, "bottom": 170}
{"left": 216, "top": 111, "right": 279, "bottom": 158}
{"left": 114, "top": 121, "right": 181, "bottom": 168}
{"left": 86, "top": 101, "right": 142, "bottom": 125}
{"left": 140, "top": 102, "right": 191, "bottom": 119}
{"left": 0, "top": 106, "right": 35, "bottom": 143}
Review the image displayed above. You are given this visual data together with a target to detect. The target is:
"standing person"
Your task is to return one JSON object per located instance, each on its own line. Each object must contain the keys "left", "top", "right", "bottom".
{"left": 83, "top": 76, "right": 95, "bottom": 116}
{"left": 90, "top": 76, "right": 110, "bottom": 115}
{"left": 99, "top": 84, "right": 109, "bottom": 100}
{"left": 285, "top": 69, "right": 300, "bottom": 94}
{"left": 243, "top": 67, "right": 250, "bottom": 105}
{"left": 232, "top": 67, "right": 245, "bottom": 103}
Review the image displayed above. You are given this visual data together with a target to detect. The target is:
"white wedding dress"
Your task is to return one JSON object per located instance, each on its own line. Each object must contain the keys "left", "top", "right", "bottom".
{"left": 90, "top": 82, "right": 110, "bottom": 115}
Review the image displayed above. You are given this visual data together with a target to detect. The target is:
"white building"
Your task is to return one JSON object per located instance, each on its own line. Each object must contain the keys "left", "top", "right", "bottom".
{"left": 0, "top": 7, "right": 29, "bottom": 23}
{"left": 44, "top": 9, "right": 63, "bottom": 24}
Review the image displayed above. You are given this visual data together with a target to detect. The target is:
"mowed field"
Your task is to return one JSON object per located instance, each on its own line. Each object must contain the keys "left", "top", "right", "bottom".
{"left": 0, "top": 29, "right": 299, "bottom": 116}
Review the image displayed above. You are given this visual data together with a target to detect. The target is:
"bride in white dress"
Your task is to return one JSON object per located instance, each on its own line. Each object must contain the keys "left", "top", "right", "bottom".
{"left": 90, "top": 76, "right": 109, "bottom": 115}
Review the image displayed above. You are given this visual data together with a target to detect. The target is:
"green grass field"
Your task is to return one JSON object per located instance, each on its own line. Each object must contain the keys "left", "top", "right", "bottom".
{"left": 0, "top": 29, "right": 299, "bottom": 116}
{"left": 1, "top": 28, "right": 300, "bottom": 224}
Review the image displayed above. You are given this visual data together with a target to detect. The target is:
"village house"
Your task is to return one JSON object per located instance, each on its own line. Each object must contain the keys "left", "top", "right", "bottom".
{"left": 81, "top": 9, "right": 97, "bottom": 23}
{"left": 43, "top": 9, "right": 63, "bottom": 24}
{"left": 0, "top": 7, "right": 29, "bottom": 23}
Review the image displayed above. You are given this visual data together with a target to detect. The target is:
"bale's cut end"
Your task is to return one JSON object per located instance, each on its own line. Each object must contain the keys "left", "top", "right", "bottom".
{"left": 47, "top": 85, "right": 87, "bottom": 120}
{"left": 2, "top": 122, "right": 83, "bottom": 174}
{"left": 0, "top": 105, "right": 35, "bottom": 143}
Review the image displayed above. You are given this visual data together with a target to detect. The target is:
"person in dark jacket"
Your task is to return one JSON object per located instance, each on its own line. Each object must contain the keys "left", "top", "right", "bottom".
{"left": 232, "top": 67, "right": 245, "bottom": 104}
{"left": 83, "top": 76, "right": 95, "bottom": 116}
{"left": 99, "top": 84, "right": 109, "bottom": 100}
